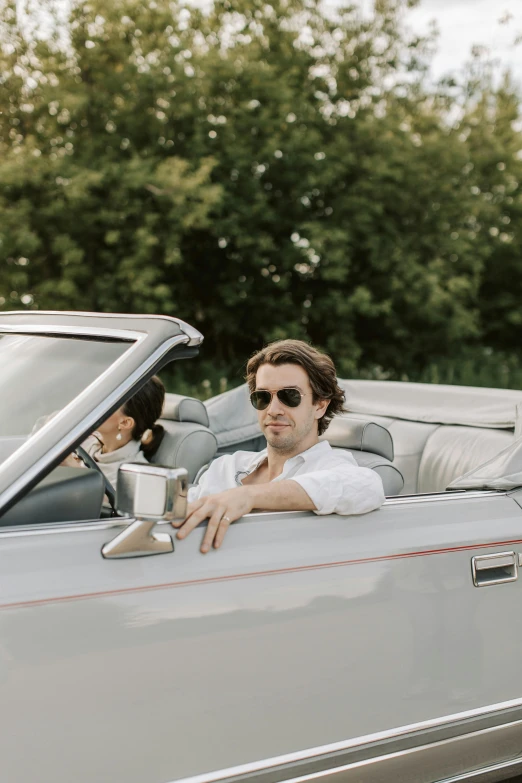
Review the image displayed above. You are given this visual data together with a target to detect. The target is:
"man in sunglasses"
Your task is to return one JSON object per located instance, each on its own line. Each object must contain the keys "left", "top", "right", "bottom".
{"left": 173, "top": 339, "right": 385, "bottom": 553}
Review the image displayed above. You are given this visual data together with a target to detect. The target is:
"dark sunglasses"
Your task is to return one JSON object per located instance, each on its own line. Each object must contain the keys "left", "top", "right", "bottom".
{"left": 250, "top": 387, "right": 304, "bottom": 410}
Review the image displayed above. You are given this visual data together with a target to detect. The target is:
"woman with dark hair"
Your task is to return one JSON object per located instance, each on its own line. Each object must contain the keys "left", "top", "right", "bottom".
{"left": 83, "top": 375, "right": 165, "bottom": 487}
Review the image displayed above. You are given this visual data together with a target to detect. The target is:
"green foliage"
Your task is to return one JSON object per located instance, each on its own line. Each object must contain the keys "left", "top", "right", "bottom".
{"left": 1, "top": 0, "right": 521, "bottom": 384}
{"left": 417, "top": 350, "right": 522, "bottom": 390}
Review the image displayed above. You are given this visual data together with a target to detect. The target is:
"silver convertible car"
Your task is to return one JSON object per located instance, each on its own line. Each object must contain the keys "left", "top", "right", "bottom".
{"left": 2, "top": 311, "right": 522, "bottom": 783}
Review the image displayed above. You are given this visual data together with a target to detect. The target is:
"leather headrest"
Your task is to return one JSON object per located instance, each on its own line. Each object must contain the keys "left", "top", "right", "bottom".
{"left": 150, "top": 420, "right": 217, "bottom": 482}
{"left": 320, "top": 415, "right": 394, "bottom": 461}
{"left": 162, "top": 394, "right": 210, "bottom": 428}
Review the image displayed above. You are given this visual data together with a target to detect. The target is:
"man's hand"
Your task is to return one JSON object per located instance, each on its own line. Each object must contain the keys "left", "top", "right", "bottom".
{"left": 173, "top": 487, "right": 255, "bottom": 553}
{"left": 172, "top": 480, "right": 316, "bottom": 554}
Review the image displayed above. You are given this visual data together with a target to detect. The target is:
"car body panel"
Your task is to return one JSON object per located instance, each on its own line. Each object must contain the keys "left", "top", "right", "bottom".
{"left": 174, "top": 703, "right": 522, "bottom": 783}
{"left": 2, "top": 491, "right": 522, "bottom": 782}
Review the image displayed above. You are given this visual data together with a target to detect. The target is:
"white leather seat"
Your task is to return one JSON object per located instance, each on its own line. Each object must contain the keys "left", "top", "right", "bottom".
{"left": 417, "top": 425, "right": 513, "bottom": 494}
{"left": 337, "top": 416, "right": 514, "bottom": 494}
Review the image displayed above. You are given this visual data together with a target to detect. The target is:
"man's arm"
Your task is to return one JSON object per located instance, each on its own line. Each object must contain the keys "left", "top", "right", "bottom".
{"left": 174, "top": 463, "right": 384, "bottom": 554}
{"left": 174, "top": 480, "right": 315, "bottom": 553}
{"left": 291, "top": 465, "right": 385, "bottom": 516}
{"left": 249, "top": 480, "right": 316, "bottom": 512}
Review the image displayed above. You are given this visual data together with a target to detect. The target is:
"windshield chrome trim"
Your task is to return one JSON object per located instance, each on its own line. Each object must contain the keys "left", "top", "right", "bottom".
{"left": 168, "top": 697, "right": 522, "bottom": 783}
{"left": 0, "top": 324, "right": 143, "bottom": 341}
{"left": 0, "top": 311, "right": 204, "bottom": 346}
{"left": 0, "top": 333, "right": 190, "bottom": 511}
{"left": 173, "top": 318, "right": 205, "bottom": 346}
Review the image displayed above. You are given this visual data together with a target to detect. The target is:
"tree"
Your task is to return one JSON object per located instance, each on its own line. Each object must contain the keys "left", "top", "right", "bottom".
{"left": 460, "top": 77, "right": 522, "bottom": 354}
{"left": 1, "top": 0, "right": 521, "bottom": 383}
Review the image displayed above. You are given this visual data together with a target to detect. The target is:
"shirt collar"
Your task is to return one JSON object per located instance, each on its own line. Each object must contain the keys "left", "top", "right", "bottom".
{"left": 244, "top": 439, "right": 331, "bottom": 473}
{"left": 283, "top": 440, "right": 331, "bottom": 467}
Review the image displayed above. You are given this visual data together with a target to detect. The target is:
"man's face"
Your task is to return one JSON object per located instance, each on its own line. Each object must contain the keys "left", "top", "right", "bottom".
{"left": 254, "top": 363, "right": 328, "bottom": 452}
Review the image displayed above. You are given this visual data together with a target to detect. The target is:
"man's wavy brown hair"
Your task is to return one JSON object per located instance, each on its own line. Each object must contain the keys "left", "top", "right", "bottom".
{"left": 246, "top": 339, "right": 345, "bottom": 436}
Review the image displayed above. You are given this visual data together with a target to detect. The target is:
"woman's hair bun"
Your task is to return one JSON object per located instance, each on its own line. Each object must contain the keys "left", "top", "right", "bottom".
{"left": 122, "top": 376, "right": 166, "bottom": 458}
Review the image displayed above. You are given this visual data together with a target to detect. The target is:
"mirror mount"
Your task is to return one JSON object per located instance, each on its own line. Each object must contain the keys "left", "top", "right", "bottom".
{"left": 101, "top": 519, "right": 174, "bottom": 559}
{"left": 101, "top": 464, "right": 188, "bottom": 559}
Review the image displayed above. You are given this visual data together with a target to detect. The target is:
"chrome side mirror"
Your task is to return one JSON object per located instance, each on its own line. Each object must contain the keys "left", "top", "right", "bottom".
{"left": 117, "top": 463, "right": 188, "bottom": 523}
{"left": 102, "top": 464, "right": 188, "bottom": 559}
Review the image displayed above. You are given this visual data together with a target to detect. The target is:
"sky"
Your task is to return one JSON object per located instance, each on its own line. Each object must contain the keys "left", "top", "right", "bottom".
{"left": 25, "top": 0, "right": 522, "bottom": 90}
{"left": 402, "top": 0, "right": 522, "bottom": 85}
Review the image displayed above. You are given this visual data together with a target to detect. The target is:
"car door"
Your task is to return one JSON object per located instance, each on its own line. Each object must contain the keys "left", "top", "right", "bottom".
{"left": 3, "top": 486, "right": 522, "bottom": 783}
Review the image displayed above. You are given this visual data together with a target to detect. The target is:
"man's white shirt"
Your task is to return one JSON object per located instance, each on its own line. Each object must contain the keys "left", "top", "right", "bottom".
{"left": 188, "top": 440, "right": 385, "bottom": 515}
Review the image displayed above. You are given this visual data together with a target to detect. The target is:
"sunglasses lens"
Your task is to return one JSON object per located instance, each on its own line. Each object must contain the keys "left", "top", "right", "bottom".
{"left": 250, "top": 391, "right": 271, "bottom": 410}
{"left": 278, "top": 388, "right": 302, "bottom": 407}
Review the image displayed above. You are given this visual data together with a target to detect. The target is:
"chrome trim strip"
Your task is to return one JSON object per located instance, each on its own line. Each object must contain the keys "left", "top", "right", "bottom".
{"left": 169, "top": 697, "right": 522, "bottom": 783}
{"left": 383, "top": 490, "right": 505, "bottom": 505}
{"left": 438, "top": 756, "right": 522, "bottom": 782}
{"left": 0, "top": 310, "right": 204, "bottom": 346}
{"left": 237, "top": 719, "right": 522, "bottom": 783}
{"left": 247, "top": 491, "right": 507, "bottom": 519}
{"left": 0, "top": 324, "right": 143, "bottom": 341}
{"left": 0, "top": 333, "right": 189, "bottom": 510}
{"left": 173, "top": 317, "right": 205, "bottom": 347}
{"left": 0, "top": 518, "right": 127, "bottom": 537}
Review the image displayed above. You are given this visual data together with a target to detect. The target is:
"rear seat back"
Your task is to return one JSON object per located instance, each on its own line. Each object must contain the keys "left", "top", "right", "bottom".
{"left": 341, "top": 415, "right": 515, "bottom": 494}
{"left": 417, "top": 425, "right": 513, "bottom": 494}
{"left": 340, "top": 378, "right": 521, "bottom": 493}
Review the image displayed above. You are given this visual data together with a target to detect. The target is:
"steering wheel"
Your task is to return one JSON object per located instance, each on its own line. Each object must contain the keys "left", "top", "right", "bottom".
{"left": 75, "top": 446, "right": 118, "bottom": 516}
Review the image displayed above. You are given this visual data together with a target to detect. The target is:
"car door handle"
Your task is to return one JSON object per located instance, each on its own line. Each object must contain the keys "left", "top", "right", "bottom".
{"left": 471, "top": 551, "right": 517, "bottom": 587}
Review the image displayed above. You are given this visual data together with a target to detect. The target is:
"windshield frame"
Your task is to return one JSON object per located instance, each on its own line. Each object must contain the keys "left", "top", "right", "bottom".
{"left": 0, "top": 312, "right": 202, "bottom": 516}
{"left": 0, "top": 324, "right": 141, "bottom": 341}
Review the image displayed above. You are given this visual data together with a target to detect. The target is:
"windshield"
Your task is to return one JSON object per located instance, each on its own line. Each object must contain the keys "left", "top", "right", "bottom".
{"left": 0, "top": 333, "right": 130, "bottom": 462}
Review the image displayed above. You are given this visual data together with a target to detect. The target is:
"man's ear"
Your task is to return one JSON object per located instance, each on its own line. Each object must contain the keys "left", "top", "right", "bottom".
{"left": 315, "top": 399, "right": 330, "bottom": 420}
